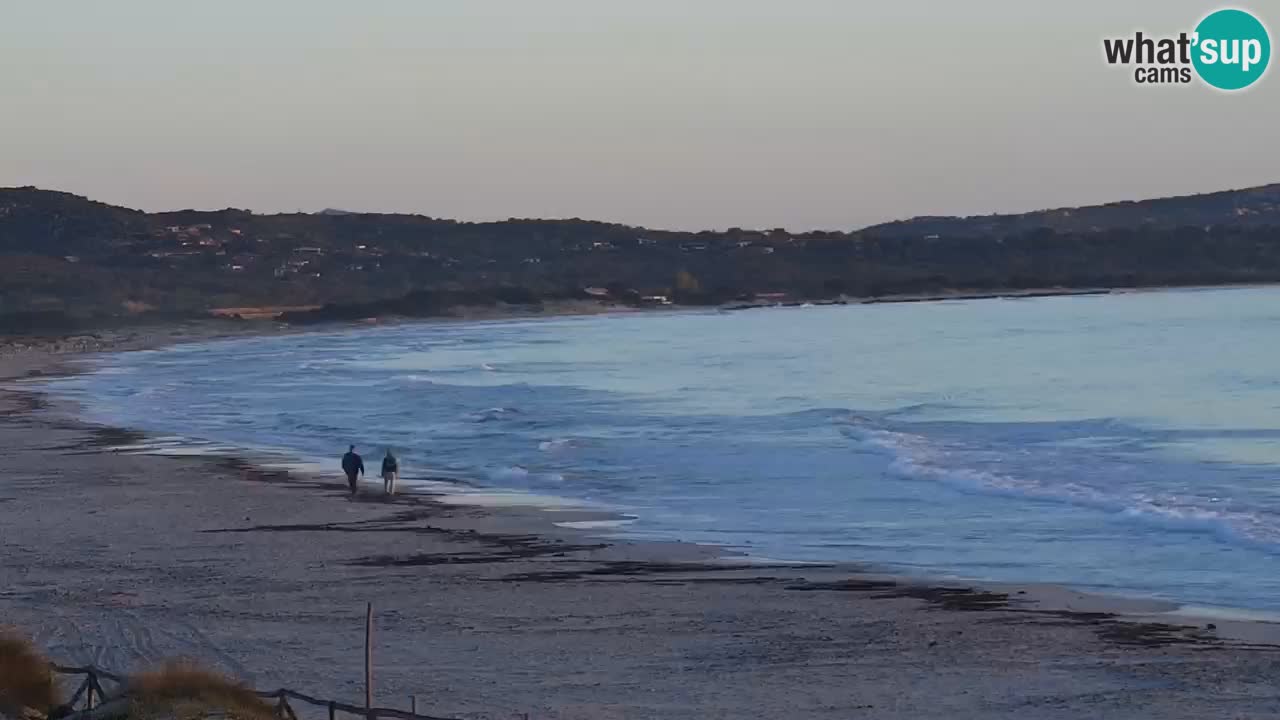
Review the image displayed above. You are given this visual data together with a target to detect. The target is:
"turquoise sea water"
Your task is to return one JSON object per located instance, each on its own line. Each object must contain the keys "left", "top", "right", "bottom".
{"left": 44, "top": 287, "right": 1280, "bottom": 610}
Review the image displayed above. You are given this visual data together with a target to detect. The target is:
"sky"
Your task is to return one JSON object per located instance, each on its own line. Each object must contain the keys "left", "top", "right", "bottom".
{"left": 2, "top": 1, "right": 1278, "bottom": 230}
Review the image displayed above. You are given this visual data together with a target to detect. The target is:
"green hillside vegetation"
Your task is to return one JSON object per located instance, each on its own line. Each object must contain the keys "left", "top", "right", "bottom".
{"left": 4, "top": 184, "right": 1280, "bottom": 332}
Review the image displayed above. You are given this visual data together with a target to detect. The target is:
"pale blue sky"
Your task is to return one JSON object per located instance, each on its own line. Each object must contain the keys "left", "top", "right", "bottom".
{"left": 2, "top": 1, "right": 1276, "bottom": 229}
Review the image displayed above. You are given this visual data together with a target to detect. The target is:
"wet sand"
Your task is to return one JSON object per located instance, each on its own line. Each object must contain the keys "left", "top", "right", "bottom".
{"left": 4, "top": 340, "right": 1280, "bottom": 720}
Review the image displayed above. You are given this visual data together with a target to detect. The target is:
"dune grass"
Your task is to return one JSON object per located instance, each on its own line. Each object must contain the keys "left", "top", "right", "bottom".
{"left": 0, "top": 629, "right": 59, "bottom": 716}
{"left": 125, "top": 663, "right": 275, "bottom": 720}
{"left": 1, "top": 631, "right": 277, "bottom": 720}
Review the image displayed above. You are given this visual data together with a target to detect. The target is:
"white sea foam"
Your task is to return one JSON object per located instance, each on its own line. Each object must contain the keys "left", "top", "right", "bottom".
{"left": 101, "top": 436, "right": 240, "bottom": 456}
{"left": 436, "top": 489, "right": 591, "bottom": 509}
{"left": 466, "top": 407, "right": 521, "bottom": 422}
{"left": 554, "top": 518, "right": 638, "bottom": 530}
{"left": 840, "top": 421, "right": 1280, "bottom": 551}
{"left": 488, "top": 465, "right": 530, "bottom": 482}
{"left": 724, "top": 555, "right": 832, "bottom": 566}
{"left": 1166, "top": 604, "right": 1280, "bottom": 623}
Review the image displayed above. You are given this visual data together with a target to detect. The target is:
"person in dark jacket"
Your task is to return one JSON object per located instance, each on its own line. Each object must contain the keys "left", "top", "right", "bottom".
{"left": 341, "top": 445, "right": 364, "bottom": 495}
{"left": 381, "top": 449, "right": 399, "bottom": 496}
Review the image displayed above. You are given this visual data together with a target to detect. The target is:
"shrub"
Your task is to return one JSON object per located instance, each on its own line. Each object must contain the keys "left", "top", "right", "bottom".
{"left": 0, "top": 629, "right": 58, "bottom": 715}
{"left": 126, "top": 663, "right": 274, "bottom": 720}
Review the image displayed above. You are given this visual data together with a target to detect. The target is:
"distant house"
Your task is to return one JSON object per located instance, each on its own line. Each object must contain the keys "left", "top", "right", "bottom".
{"left": 583, "top": 287, "right": 610, "bottom": 297}
{"left": 295, "top": 246, "right": 324, "bottom": 254}
{"left": 641, "top": 295, "right": 672, "bottom": 305}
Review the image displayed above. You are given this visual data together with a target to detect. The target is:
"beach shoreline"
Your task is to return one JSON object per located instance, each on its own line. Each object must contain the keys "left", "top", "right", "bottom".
{"left": 0, "top": 281, "right": 1226, "bottom": 355}
{"left": 6, "top": 320, "right": 1280, "bottom": 718}
{"left": 6, "top": 280, "right": 1278, "bottom": 366}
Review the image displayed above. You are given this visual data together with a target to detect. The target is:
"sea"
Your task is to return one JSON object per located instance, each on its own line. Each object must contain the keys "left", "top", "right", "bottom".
{"left": 40, "top": 286, "right": 1280, "bottom": 612}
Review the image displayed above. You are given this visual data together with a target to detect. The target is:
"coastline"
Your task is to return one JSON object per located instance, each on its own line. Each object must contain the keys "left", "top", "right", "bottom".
{"left": 6, "top": 330, "right": 1280, "bottom": 718}
{"left": 5, "top": 280, "right": 1267, "bottom": 353}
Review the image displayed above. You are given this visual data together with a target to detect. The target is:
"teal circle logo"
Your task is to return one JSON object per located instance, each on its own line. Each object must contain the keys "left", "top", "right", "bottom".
{"left": 1193, "top": 9, "right": 1271, "bottom": 90}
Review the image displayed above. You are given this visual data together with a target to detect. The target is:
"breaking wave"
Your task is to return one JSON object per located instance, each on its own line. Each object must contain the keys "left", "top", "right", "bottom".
{"left": 836, "top": 418, "right": 1280, "bottom": 551}
{"left": 465, "top": 407, "right": 522, "bottom": 423}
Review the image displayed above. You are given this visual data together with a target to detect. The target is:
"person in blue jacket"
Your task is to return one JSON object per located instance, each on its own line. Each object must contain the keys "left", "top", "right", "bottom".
{"left": 341, "top": 445, "right": 364, "bottom": 495}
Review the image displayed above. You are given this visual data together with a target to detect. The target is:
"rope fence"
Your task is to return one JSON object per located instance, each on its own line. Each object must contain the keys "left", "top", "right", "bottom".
{"left": 50, "top": 664, "right": 460, "bottom": 720}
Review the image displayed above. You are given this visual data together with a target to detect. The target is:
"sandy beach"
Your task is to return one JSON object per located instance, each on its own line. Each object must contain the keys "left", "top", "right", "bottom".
{"left": 5, "top": 334, "right": 1280, "bottom": 720}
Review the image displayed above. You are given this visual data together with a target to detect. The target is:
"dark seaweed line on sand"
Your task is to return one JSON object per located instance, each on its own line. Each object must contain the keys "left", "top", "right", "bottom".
{"left": 787, "top": 578, "right": 1251, "bottom": 649}
{"left": 203, "top": 507, "right": 609, "bottom": 562}
{"left": 497, "top": 567, "right": 1279, "bottom": 651}
{"left": 200, "top": 505, "right": 1268, "bottom": 651}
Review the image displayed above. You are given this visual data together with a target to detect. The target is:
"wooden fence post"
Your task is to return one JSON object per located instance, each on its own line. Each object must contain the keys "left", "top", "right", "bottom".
{"left": 328, "top": 701, "right": 337, "bottom": 720}
{"left": 85, "top": 671, "right": 96, "bottom": 710}
{"left": 365, "top": 601, "right": 374, "bottom": 717}
{"left": 410, "top": 696, "right": 417, "bottom": 714}
{"left": 281, "top": 695, "right": 296, "bottom": 720}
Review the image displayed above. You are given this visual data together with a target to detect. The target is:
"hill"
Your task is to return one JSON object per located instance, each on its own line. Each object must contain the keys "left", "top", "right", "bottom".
{"left": 864, "top": 184, "right": 1280, "bottom": 239}
{"left": 3, "top": 183, "right": 1280, "bottom": 331}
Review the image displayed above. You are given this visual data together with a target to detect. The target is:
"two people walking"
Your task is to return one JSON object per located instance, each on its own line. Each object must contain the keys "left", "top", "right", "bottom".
{"left": 341, "top": 445, "right": 399, "bottom": 497}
